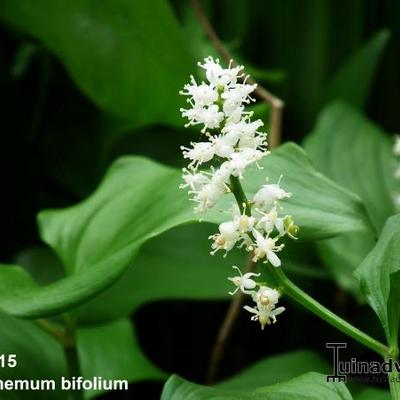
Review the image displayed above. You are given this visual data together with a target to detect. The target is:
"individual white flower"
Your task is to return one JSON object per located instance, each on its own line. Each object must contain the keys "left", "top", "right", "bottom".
{"left": 255, "top": 206, "right": 285, "bottom": 235}
{"left": 253, "top": 179, "right": 292, "bottom": 210}
{"left": 180, "top": 169, "right": 210, "bottom": 191}
{"left": 229, "top": 148, "right": 264, "bottom": 178}
{"left": 233, "top": 211, "right": 256, "bottom": 234}
{"left": 227, "top": 266, "right": 260, "bottom": 295}
{"left": 252, "top": 286, "right": 280, "bottom": 307}
{"left": 181, "top": 142, "right": 215, "bottom": 168}
{"left": 198, "top": 105, "right": 225, "bottom": 131}
{"left": 179, "top": 75, "right": 219, "bottom": 106}
{"left": 192, "top": 182, "right": 225, "bottom": 213}
{"left": 244, "top": 286, "right": 285, "bottom": 329}
{"left": 251, "top": 229, "right": 284, "bottom": 266}
{"left": 244, "top": 303, "right": 285, "bottom": 329}
{"left": 210, "top": 220, "right": 241, "bottom": 255}
{"left": 221, "top": 83, "right": 257, "bottom": 105}
{"left": 210, "top": 134, "right": 235, "bottom": 158}
{"left": 198, "top": 57, "right": 243, "bottom": 88}
{"left": 180, "top": 104, "right": 203, "bottom": 128}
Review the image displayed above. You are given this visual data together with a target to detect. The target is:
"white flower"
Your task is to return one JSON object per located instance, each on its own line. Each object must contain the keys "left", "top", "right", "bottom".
{"left": 251, "top": 229, "right": 284, "bottom": 266}
{"left": 198, "top": 56, "right": 243, "bottom": 88}
{"left": 210, "top": 221, "right": 241, "bottom": 255}
{"left": 244, "top": 304, "right": 285, "bottom": 329}
{"left": 233, "top": 211, "right": 255, "bottom": 234}
{"left": 252, "top": 286, "right": 280, "bottom": 307}
{"left": 255, "top": 206, "right": 285, "bottom": 235}
{"left": 181, "top": 142, "right": 215, "bottom": 168}
{"left": 227, "top": 266, "right": 260, "bottom": 295}
{"left": 199, "top": 105, "right": 225, "bottom": 131}
{"left": 210, "top": 162, "right": 232, "bottom": 186}
{"left": 253, "top": 179, "right": 292, "bottom": 210}
{"left": 221, "top": 83, "right": 257, "bottom": 105}
{"left": 179, "top": 57, "right": 297, "bottom": 330}
{"left": 211, "top": 135, "right": 235, "bottom": 158}
{"left": 180, "top": 169, "right": 210, "bottom": 191}
{"left": 244, "top": 286, "right": 285, "bottom": 329}
{"left": 192, "top": 182, "right": 225, "bottom": 213}
{"left": 180, "top": 75, "right": 218, "bottom": 106}
{"left": 229, "top": 148, "right": 264, "bottom": 178}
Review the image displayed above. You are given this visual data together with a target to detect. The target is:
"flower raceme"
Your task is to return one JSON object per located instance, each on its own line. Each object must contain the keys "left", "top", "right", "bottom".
{"left": 179, "top": 57, "right": 298, "bottom": 329}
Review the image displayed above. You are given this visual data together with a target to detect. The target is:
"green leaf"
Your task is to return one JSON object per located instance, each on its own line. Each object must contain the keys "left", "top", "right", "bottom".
{"left": 325, "top": 30, "right": 390, "bottom": 109}
{"left": 354, "top": 215, "right": 400, "bottom": 347}
{"left": 355, "top": 388, "right": 391, "bottom": 400}
{"left": 77, "top": 223, "right": 234, "bottom": 323}
{"left": 161, "top": 372, "right": 352, "bottom": 400}
{"left": 315, "top": 233, "right": 374, "bottom": 300}
{"left": 304, "top": 102, "right": 397, "bottom": 296}
{"left": 0, "top": 311, "right": 164, "bottom": 399}
{"left": 305, "top": 102, "right": 396, "bottom": 231}
{"left": 0, "top": 0, "right": 192, "bottom": 127}
{"left": 218, "top": 349, "right": 330, "bottom": 391}
{"left": 78, "top": 224, "right": 327, "bottom": 324}
{"left": 0, "top": 143, "right": 371, "bottom": 318}
{"left": 240, "top": 142, "right": 372, "bottom": 240}
{"left": 77, "top": 319, "right": 165, "bottom": 399}
{"left": 0, "top": 311, "right": 67, "bottom": 400}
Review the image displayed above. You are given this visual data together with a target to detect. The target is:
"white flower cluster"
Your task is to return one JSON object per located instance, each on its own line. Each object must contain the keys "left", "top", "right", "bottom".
{"left": 394, "top": 135, "right": 400, "bottom": 210}
{"left": 179, "top": 57, "right": 298, "bottom": 329}
{"left": 228, "top": 266, "right": 285, "bottom": 330}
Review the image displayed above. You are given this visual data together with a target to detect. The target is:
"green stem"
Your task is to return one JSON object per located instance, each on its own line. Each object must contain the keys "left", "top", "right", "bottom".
{"left": 229, "top": 176, "right": 252, "bottom": 216}
{"left": 388, "top": 365, "right": 400, "bottom": 400}
{"left": 270, "top": 267, "right": 388, "bottom": 357}
{"left": 35, "top": 319, "right": 67, "bottom": 345}
{"left": 387, "top": 342, "right": 400, "bottom": 400}
{"left": 63, "top": 316, "right": 84, "bottom": 400}
{"left": 35, "top": 316, "right": 83, "bottom": 400}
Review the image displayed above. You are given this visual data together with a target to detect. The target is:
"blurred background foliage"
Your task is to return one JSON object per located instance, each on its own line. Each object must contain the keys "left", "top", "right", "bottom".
{"left": 0, "top": 0, "right": 399, "bottom": 399}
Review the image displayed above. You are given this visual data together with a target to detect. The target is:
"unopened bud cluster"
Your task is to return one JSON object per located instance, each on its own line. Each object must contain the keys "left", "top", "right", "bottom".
{"left": 179, "top": 57, "right": 298, "bottom": 328}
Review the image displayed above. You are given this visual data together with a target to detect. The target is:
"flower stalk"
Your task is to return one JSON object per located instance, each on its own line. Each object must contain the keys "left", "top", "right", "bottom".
{"left": 269, "top": 266, "right": 388, "bottom": 356}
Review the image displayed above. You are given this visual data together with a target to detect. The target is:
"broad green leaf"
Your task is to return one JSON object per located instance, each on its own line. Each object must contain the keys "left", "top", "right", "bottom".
{"left": 0, "top": 311, "right": 67, "bottom": 400}
{"left": 0, "top": 143, "right": 371, "bottom": 318}
{"left": 305, "top": 102, "right": 396, "bottom": 231}
{"left": 161, "top": 372, "right": 352, "bottom": 400}
{"left": 355, "top": 388, "right": 391, "bottom": 400}
{"left": 218, "top": 349, "right": 330, "bottom": 390}
{"left": 0, "top": 311, "right": 164, "bottom": 399}
{"left": 0, "top": 0, "right": 192, "bottom": 127}
{"left": 256, "top": 372, "right": 352, "bottom": 400}
{"left": 12, "top": 232, "right": 328, "bottom": 325}
{"left": 77, "top": 223, "right": 234, "bottom": 323}
{"left": 77, "top": 319, "right": 165, "bottom": 399}
{"left": 325, "top": 30, "right": 390, "bottom": 109}
{"left": 315, "top": 233, "right": 374, "bottom": 300}
{"left": 239, "top": 142, "right": 372, "bottom": 239}
{"left": 304, "top": 102, "right": 397, "bottom": 295}
{"left": 354, "top": 215, "right": 400, "bottom": 347}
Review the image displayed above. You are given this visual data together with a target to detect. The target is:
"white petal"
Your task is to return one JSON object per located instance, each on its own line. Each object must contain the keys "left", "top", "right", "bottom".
{"left": 266, "top": 250, "right": 281, "bottom": 267}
